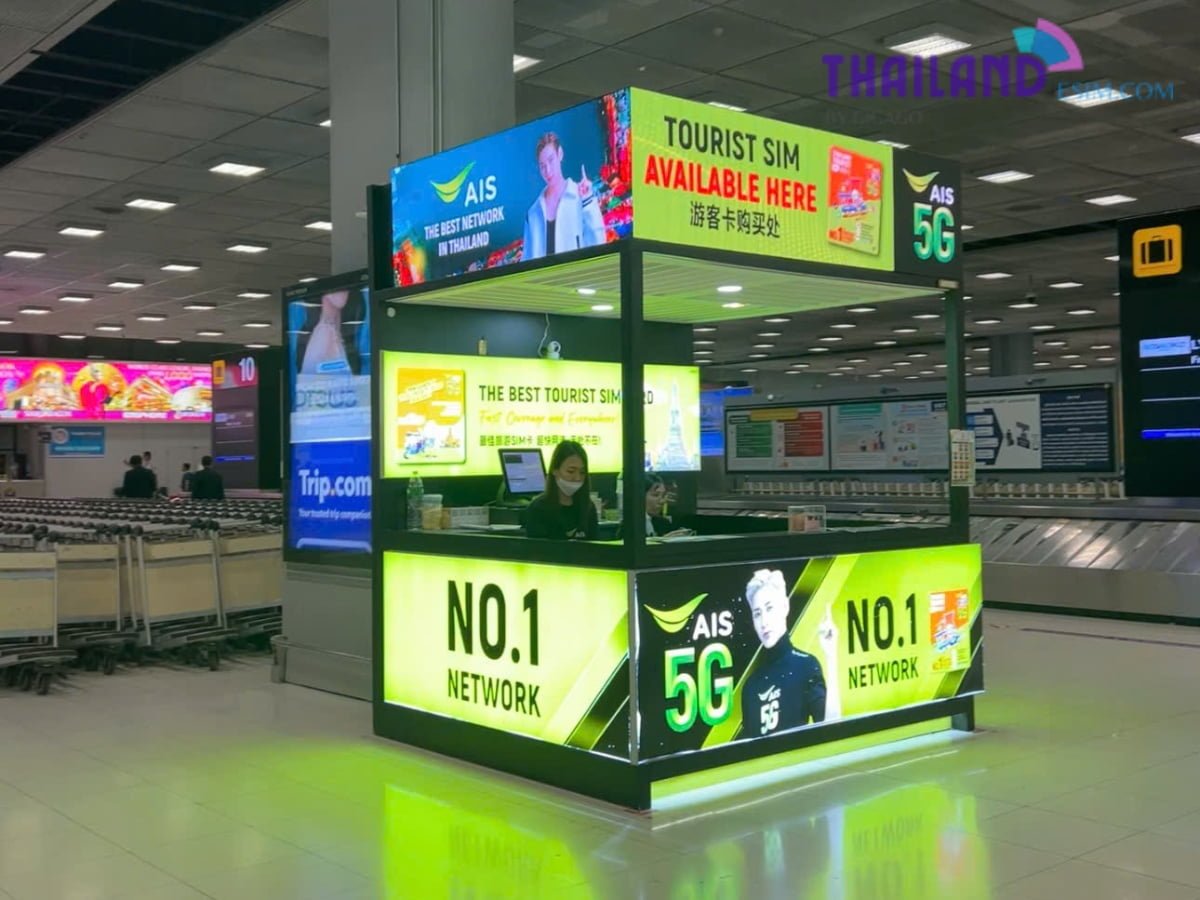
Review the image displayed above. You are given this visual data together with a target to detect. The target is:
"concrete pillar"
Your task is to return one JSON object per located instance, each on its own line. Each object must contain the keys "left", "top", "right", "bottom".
{"left": 988, "top": 333, "right": 1035, "bottom": 377}
{"left": 329, "top": 0, "right": 514, "bottom": 271}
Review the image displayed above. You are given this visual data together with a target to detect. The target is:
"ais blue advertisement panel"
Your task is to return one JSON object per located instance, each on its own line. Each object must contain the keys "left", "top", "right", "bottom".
{"left": 285, "top": 274, "right": 372, "bottom": 555}
{"left": 390, "top": 90, "right": 631, "bottom": 285}
{"left": 289, "top": 439, "right": 372, "bottom": 553}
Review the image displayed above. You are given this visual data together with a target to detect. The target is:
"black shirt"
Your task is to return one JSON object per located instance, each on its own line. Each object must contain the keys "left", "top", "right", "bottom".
{"left": 190, "top": 467, "right": 225, "bottom": 501}
{"left": 122, "top": 466, "right": 158, "bottom": 499}
{"left": 741, "top": 637, "right": 826, "bottom": 739}
{"left": 546, "top": 218, "right": 556, "bottom": 255}
{"left": 523, "top": 493, "right": 596, "bottom": 540}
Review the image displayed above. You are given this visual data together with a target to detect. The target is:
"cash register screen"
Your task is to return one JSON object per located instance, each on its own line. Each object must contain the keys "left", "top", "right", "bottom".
{"left": 499, "top": 448, "right": 546, "bottom": 497}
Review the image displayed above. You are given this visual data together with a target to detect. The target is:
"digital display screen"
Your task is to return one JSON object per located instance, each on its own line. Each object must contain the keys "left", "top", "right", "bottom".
{"left": 0, "top": 358, "right": 211, "bottom": 422}
{"left": 1135, "top": 335, "right": 1200, "bottom": 439}
{"left": 285, "top": 277, "right": 372, "bottom": 554}
{"left": 380, "top": 351, "right": 701, "bottom": 478}
{"left": 500, "top": 449, "right": 546, "bottom": 496}
{"left": 701, "top": 386, "right": 751, "bottom": 458}
{"left": 212, "top": 354, "right": 260, "bottom": 488}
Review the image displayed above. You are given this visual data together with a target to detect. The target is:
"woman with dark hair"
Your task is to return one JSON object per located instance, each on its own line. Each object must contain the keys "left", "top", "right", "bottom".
{"left": 523, "top": 440, "right": 598, "bottom": 540}
{"left": 643, "top": 473, "right": 693, "bottom": 538}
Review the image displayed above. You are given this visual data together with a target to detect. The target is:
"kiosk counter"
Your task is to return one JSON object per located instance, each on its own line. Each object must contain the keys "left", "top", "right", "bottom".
{"left": 369, "top": 87, "right": 979, "bottom": 809}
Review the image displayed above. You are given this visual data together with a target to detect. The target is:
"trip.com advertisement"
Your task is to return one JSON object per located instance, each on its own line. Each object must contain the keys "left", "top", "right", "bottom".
{"left": 635, "top": 545, "right": 982, "bottom": 760}
{"left": 285, "top": 275, "right": 372, "bottom": 555}
{"left": 288, "top": 440, "right": 372, "bottom": 553}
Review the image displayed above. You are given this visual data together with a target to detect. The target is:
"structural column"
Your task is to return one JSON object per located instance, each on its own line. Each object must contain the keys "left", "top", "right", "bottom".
{"left": 329, "top": 0, "right": 515, "bottom": 271}
{"left": 988, "top": 333, "right": 1035, "bottom": 377}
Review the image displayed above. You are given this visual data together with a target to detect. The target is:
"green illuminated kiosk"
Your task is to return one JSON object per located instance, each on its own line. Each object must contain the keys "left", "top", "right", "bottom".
{"left": 369, "top": 88, "right": 980, "bottom": 809}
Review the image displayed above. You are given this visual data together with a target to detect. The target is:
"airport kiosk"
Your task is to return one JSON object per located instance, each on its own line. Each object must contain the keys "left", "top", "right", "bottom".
{"left": 369, "top": 88, "right": 981, "bottom": 809}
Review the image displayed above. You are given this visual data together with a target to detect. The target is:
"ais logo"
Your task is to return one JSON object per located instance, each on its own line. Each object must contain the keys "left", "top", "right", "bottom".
{"left": 430, "top": 161, "right": 496, "bottom": 207}
{"left": 904, "top": 169, "right": 956, "bottom": 264}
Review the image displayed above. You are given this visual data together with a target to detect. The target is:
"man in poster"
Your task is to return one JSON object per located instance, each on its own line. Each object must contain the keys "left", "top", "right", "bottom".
{"left": 741, "top": 569, "right": 841, "bottom": 738}
{"left": 522, "top": 132, "right": 605, "bottom": 260}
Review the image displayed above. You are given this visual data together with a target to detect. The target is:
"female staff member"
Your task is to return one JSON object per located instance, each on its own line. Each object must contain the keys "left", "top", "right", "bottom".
{"left": 522, "top": 132, "right": 605, "bottom": 261}
{"left": 523, "top": 440, "right": 598, "bottom": 540}
{"left": 644, "top": 474, "right": 692, "bottom": 538}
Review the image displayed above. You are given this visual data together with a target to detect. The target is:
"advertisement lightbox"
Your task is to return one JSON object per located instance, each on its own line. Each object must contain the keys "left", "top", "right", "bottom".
{"left": 0, "top": 358, "right": 212, "bottom": 422}
{"left": 379, "top": 351, "right": 701, "bottom": 478}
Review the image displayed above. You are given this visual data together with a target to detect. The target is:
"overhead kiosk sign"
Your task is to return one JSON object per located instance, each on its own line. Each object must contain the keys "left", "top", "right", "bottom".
{"left": 390, "top": 89, "right": 960, "bottom": 285}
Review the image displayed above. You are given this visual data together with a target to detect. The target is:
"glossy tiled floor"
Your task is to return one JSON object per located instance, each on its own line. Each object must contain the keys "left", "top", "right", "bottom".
{"left": 7, "top": 610, "right": 1200, "bottom": 898}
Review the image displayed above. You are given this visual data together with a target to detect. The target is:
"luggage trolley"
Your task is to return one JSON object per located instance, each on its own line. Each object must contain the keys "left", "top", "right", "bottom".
{"left": 0, "top": 547, "right": 73, "bottom": 695}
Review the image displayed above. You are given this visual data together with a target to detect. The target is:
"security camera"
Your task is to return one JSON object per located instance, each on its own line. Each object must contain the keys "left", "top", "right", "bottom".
{"left": 539, "top": 340, "right": 562, "bottom": 360}
{"left": 1025, "top": 289, "right": 1037, "bottom": 302}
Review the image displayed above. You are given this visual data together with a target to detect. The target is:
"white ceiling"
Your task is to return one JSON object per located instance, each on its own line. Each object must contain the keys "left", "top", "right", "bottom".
{"left": 0, "top": 0, "right": 1195, "bottom": 377}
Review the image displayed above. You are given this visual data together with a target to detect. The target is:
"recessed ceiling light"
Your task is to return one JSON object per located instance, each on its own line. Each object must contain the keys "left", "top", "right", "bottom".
{"left": 693, "top": 349, "right": 713, "bottom": 355}
{"left": 1060, "top": 86, "right": 1131, "bottom": 108}
{"left": 1062, "top": 353, "right": 1082, "bottom": 360}
{"left": 906, "top": 352, "right": 928, "bottom": 358}
{"left": 876, "top": 139, "right": 910, "bottom": 149}
{"left": 808, "top": 347, "right": 830, "bottom": 353}
{"left": 889, "top": 33, "right": 971, "bottom": 56}
{"left": 789, "top": 369, "right": 809, "bottom": 376}
{"left": 1069, "top": 363, "right": 1088, "bottom": 369}
{"left": 1105, "top": 255, "right": 1119, "bottom": 262}
{"left": 880, "top": 368, "right": 897, "bottom": 374}
{"left": 1034, "top": 361, "right": 1052, "bottom": 368}
{"left": 210, "top": 161, "right": 265, "bottom": 177}
{"left": 591, "top": 303, "right": 614, "bottom": 312}
{"left": 696, "top": 359, "right": 713, "bottom": 365}
{"left": 58, "top": 293, "right": 92, "bottom": 304}
{"left": 243, "top": 321, "right": 271, "bottom": 329}
{"left": 227, "top": 242, "right": 269, "bottom": 254}
{"left": 893, "top": 326, "right": 918, "bottom": 334}
{"left": 847, "top": 306, "right": 877, "bottom": 314}
{"left": 934, "top": 363, "right": 947, "bottom": 369}
{"left": 513, "top": 53, "right": 540, "bottom": 73}
{"left": 963, "top": 294, "right": 973, "bottom": 300}
{"left": 973, "top": 318, "right": 1002, "bottom": 325}
{"left": 920, "top": 370, "right": 935, "bottom": 375}
{"left": 716, "top": 285, "right": 743, "bottom": 294}
{"left": 977, "top": 170, "right": 1033, "bottom": 184}
{"left": 1086, "top": 194, "right": 1136, "bottom": 206}
{"left": 973, "top": 365, "right": 990, "bottom": 372}
{"left": 245, "top": 342, "right": 271, "bottom": 350}
{"left": 1043, "top": 340, "right": 1068, "bottom": 348}
{"left": 162, "top": 262, "right": 200, "bottom": 273}
{"left": 1112, "top": 291, "right": 1120, "bottom": 297}
{"left": 59, "top": 333, "right": 85, "bottom": 340}
{"left": 721, "top": 302, "right": 745, "bottom": 309}
{"left": 976, "top": 272, "right": 1012, "bottom": 280}
{"left": 305, "top": 220, "right": 333, "bottom": 232}
{"left": 59, "top": 224, "right": 105, "bottom": 238}
{"left": 828, "top": 372, "right": 845, "bottom": 378}
{"left": 867, "top": 373, "right": 883, "bottom": 379}
{"left": 694, "top": 326, "right": 717, "bottom": 333}
{"left": 1009, "top": 300, "right": 1039, "bottom": 309}
{"left": 758, "top": 332, "right": 782, "bottom": 338}
{"left": 847, "top": 358, "right": 868, "bottom": 364}
{"left": 126, "top": 197, "right": 176, "bottom": 211}
{"left": 94, "top": 323, "right": 123, "bottom": 332}
{"left": 196, "top": 329, "right": 225, "bottom": 337}
{"left": 238, "top": 290, "right": 272, "bottom": 299}
{"left": 319, "top": 118, "right": 332, "bottom": 128}
{"left": 298, "top": 276, "right": 319, "bottom": 284}
{"left": 753, "top": 343, "right": 775, "bottom": 349}
{"left": 4, "top": 248, "right": 46, "bottom": 259}
{"left": 184, "top": 302, "right": 217, "bottom": 311}
{"left": 156, "top": 338, "right": 182, "bottom": 345}
{"left": 894, "top": 361, "right": 913, "bottom": 367}
{"left": 1068, "top": 308, "right": 1096, "bottom": 316}
{"left": 790, "top": 362, "right": 810, "bottom": 369}
{"left": 19, "top": 306, "right": 51, "bottom": 315}
{"left": 576, "top": 287, "right": 597, "bottom": 296}
{"left": 1091, "top": 344, "right": 1113, "bottom": 351}
{"left": 1097, "top": 356, "right": 1116, "bottom": 362}
{"left": 1030, "top": 324, "right": 1056, "bottom": 331}
{"left": 740, "top": 368, "right": 758, "bottom": 373}
{"left": 137, "top": 314, "right": 167, "bottom": 322}
{"left": 819, "top": 335, "right": 844, "bottom": 342}
{"left": 961, "top": 224, "right": 975, "bottom": 231}
{"left": 763, "top": 317, "right": 791, "bottom": 324}
{"left": 830, "top": 323, "right": 856, "bottom": 329}
{"left": 913, "top": 313, "right": 940, "bottom": 320}
{"left": 875, "top": 340, "right": 898, "bottom": 347}
{"left": 707, "top": 101, "right": 747, "bottom": 112}
{"left": 837, "top": 365, "right": 856, "bottom": 371}
{"left": 748, "top": 353, "right": 768, "bottom": 359}
{"left": 1181, "top": 130, "right": 1200, "bottom": 145}
{"left": 1049, "top": 280, "right": 1083, "bottom": 289}
{"left": 0, "top": 319, "right": 12, "bottom": 326}
{"left": 972, "top": 346, "right": 991, "bottom": 353}
{"left": 904, "top": 375, "right": 921, "bottom": 380}
{"left": 694, "top": 340, "right": 715, "bottom": 346}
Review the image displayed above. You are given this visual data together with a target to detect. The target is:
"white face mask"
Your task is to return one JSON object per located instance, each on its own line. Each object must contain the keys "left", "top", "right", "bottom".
{"left": 556, "top": 477, "right": 584, "bottom": 497}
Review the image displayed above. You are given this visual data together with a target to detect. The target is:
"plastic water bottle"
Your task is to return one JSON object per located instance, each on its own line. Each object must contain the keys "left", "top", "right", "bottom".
{"left": 407, "top": 471, "right": 424, "bottom": 530}
{"left": 616, "top": 472, "right": 623, "bottom": 520}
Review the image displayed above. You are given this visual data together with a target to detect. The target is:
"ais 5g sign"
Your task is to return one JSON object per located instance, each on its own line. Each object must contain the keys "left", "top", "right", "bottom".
{"left": 892, "top": 149, "right": 961, "bottom": 278}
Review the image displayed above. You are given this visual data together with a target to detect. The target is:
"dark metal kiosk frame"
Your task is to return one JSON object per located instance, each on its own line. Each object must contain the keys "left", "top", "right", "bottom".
{"left": 366, "top": 96, "right": 978, "bottom": 811}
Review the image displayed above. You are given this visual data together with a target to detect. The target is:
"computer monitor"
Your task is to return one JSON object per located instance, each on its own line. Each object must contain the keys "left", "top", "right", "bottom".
{"left": 499, "top": 448, "right": 546, "bottom": 497}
